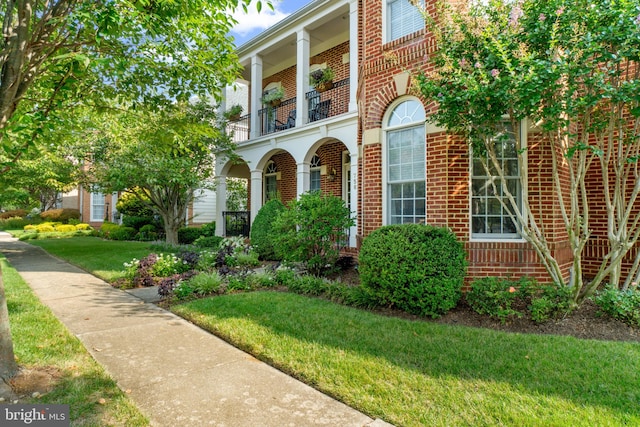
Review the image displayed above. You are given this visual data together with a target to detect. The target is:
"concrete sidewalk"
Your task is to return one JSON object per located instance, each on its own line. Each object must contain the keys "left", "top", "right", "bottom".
{"left": 0, "top": 233, "right": 390, "bottom": 427}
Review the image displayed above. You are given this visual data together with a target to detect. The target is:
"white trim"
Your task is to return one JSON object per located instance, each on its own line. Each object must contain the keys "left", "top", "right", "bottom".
{"left": 90, "top": 192, "right": 105, "bottom": 222}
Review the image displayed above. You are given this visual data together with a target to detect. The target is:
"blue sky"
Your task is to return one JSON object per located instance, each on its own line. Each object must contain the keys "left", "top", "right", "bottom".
{"left": 229, "top": 0, "right": 313, "bottom": 47}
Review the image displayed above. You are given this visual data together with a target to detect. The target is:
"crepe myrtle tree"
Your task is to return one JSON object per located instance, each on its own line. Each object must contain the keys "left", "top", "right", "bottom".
{"left": 87, "top": 101, "right": 238, "bottom": 245}
{"left": 0, "top": 0, "right": 271, "bottom": 381}
{"left": 416, "top": 0, "right": 640, "bottom": 307}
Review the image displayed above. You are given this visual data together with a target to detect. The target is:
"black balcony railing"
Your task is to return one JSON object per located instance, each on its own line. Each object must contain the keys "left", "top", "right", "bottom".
{"left": 231, "top": 78, "right": 350, "bottom": 140}
{"left": 227, "top": 114, "right": 250, "bottom": 142}
{"left": 223, "top": 211, "right": 250, "bottom": 237}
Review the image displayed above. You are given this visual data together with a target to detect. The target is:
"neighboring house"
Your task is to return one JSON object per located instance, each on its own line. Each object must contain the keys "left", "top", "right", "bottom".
{"left": 62, "top": 186, "right": 216, "bottom": 229}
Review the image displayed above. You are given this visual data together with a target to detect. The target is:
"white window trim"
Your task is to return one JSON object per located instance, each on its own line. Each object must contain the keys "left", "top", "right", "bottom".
{"left": 383, "top": 0, "right": 425, "bottom": 44}
{"left": 382, "top": 97, "right": 427, "bottom": 226}
{"left": 90, "top": 192, "right": 105, "bottom": 222}
{"left": 469, "top": 119, "right": 528, "bottom": 242}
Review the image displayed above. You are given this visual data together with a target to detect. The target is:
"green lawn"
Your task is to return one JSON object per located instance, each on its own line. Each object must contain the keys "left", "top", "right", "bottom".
{"left": 2, "top": 255, "right": 149, "bottom": 426}
{"left": 17, "top": 237, "right": 640, "bottom": 426}
{"left": 174, "top": 292, "right": 640, "bottom": 427}
{"left": 28, "top": 237, "right": 157, "bottom": 281}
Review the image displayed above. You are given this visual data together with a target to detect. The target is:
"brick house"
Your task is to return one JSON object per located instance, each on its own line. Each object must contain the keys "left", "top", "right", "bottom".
{"left": 215, "top": 0, "right": 621, "bottom": 283}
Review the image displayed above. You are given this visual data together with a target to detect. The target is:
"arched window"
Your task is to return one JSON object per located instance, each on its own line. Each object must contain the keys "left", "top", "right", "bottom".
{"left": 384, "top": 99, "right": 426, "bottom": 224}
{"left": 265, "top": 161, "right": 278, "bottom": 201}
{"left": 310, "top": 154, "right": 321, "bottom": 192}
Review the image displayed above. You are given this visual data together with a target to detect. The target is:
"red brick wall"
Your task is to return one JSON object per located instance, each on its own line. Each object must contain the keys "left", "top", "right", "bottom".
{"left": 357, "top": 0, "right": 573, "bottom": 284}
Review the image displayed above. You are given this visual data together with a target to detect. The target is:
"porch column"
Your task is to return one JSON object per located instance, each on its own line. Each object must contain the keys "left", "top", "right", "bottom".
{"left": 250, "top": 169, "right": 263, "bottom": 224}
{"left": 250, "top": 55, "right": 263, "bottom": 139}
{"left": 297, "top": 161, "right": 310, "bottom": 198}
{"left": 296, "top": 29, "right": 310, "bottom": 126}
{"left": 348, "top": 0, "right": 359, "bottom": 112}
{"left": 215, "top": 175, "right": 227, "bottom": 237}
{"left": 349, "top": 151, "right": 359, "bottom": 247}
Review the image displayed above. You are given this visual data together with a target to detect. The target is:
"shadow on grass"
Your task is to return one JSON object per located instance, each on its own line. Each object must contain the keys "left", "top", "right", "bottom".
{"left": 177, "top": 291, "right": 640, "bottom": 423}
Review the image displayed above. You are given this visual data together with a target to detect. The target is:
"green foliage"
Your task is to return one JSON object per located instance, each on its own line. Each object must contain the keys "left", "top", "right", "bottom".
{"left": 137, "top": 223, "right": 159, "bottom": 241}
{"left": 122, "top": 215, "right": 156, "bottom": 231}
{"left": 116, "top": 192, "right": 155, "bottom": 217}
{"left": 39, "top": 208, "right": 80, "bottom": 223}
{"left": 416, "top": 0, "right": 640, "bottom": 301}
{"left": 186, "top": 272, "right": 224, "bottom": 296}
{"left": 109, "top": 226, "right": 137, "bottom": 241}
{"left": 359, "top": 224, "right": 467, "bottom": 318}
{"left": 0, "top": 216, "right": 39, "bottom": 230}
{"left": 178, "top": 227, "right": 206, "bottom": 244}
{"left": 467, "top": 277, "right": 534, "bottom": 323}
{"left": 529, "top": 284, "right": 573, "bottom": 323}
{"left": 595, "top": 286, "right": 640, "bottom": 327}
{"left": 272, "top": 192, "right": 354, "bottom": 276}
{"left": 250, "top": 199, "right": 286, "bottom": 260}
{"left": 194, "top": 235, "right": 223, "bottom": 248}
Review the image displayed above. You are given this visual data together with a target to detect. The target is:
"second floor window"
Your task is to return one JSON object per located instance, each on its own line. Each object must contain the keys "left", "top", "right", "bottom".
{"left": 387, "top": 0, "right": 424, "bottom": 42}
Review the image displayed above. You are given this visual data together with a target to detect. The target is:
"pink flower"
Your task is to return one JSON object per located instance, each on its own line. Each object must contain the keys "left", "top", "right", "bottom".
{"left": 539, "top": 13, "right": 546, "bottom": 21}
{"left": 509, "top": 5, "right": 524, "bottom": 26}
{"left": 556, "top": 6, "right": 565, "bottom": 16}
{"left": 509, "top": 286, "right": 516, "bottom": 293}
{"left": 474, "top": 62, "right": 481, "bottom": 68}
{"left": 491, "top": 69, "right": 500, "bottom": 78}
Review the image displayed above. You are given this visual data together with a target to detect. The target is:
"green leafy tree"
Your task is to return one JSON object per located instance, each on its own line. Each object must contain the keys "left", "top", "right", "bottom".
{"left": 87, "top": 101, "right": 237, "bottom": 245}
{"left": 273, "top": 192, "right": 354, "bottom": 276}
{"left": 0, "top": 0, "right": 271, "bottom": 381}
{"left": 417, "top": 0, "right": 640, "bottom": 307}
{"left": 226, "top": 177, "right": 248, "bottom": 211}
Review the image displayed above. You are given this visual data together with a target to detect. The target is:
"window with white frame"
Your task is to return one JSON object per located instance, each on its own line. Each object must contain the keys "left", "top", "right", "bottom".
{"left": 386, "top": 0, "right": 424, "bottom": 42}
{"left": 265, "top": 161, "right": 278, "bottom": 201}
{"left": 90, "top": 192, "right": 105, "bottom": 222}
{"left": 310, "top": 154, "right": 321, "bottom": 192}
{"left": 471, "top": 122, "right": 522, "bottom": 239}
{"left": 385, "top": 99, "right": 426, "bottom": 224}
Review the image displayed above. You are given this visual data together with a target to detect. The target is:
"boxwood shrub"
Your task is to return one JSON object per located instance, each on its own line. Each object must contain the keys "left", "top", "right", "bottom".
{"left": 250, "top": 199, "right": 286, "bottom": 260}
{"left": 359, "top": 224, "right": 467, "bottom": 318}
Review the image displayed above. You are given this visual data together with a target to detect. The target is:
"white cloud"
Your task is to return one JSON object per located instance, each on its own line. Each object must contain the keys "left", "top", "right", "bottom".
{"left": 230, "top": 0, "right": 290, "bottom": 38}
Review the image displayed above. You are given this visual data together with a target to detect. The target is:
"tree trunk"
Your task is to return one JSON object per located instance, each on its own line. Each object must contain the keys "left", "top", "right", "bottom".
{"left": 0, "top": 265, "right": 19, "bottom": 381}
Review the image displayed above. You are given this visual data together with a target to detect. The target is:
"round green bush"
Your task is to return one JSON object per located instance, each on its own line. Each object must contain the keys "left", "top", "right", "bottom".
{"left": 109, "top": 226, "right": 137, "bottom": 241}
{"left": 178, "top": 226, "right": 205, "bottom": 244}
{"left": 359, "top": 224, "right": 467, "bottom": 318}
{"left": 250, "top": 199, "right": 286, "bottom": 260}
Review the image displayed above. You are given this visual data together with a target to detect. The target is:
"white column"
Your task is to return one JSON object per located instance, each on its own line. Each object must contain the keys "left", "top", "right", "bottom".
{"left": 297, "top": 161, "right": 310, "bottom": 198}
{"left": 250, "top": 169, "right": 263, "bottom": 224}
{"left": 349, "top": 152, "right": 358, "bottom": 247}
{"left": 215, "top": 176, "right": 227, "bottom": 237}
{"left": 296, "top": 29, "right": 310, "bottom": 125}
{"left": 250, "top": 55, "right": 263, "bottom": 139}
{"left": 348, "top": 0, "right": 359, "bottom": 112}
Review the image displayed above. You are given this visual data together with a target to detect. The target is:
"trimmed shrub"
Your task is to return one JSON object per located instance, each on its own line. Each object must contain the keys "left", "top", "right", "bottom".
{"left": 109, "top": 226, "right": 137, "bottom": 241}
{"left": 178, "top": 226, "right": 204, "bottom": 244}
{"left": 0, "top": 209, "right": 28, "bottom": 219}
{"left": 55, "top": 224, "right": 77, "bottom": 233}
{"left": 75, "top": 223, "right": 92, "bottom": 231}
{"left": 34, "top": 224, "right": 55, "bottom": 233}
{"left": 123, "top": 215, "right": 155, "bottom": 230}
{"left": 99, "top": 221, "right": 120, "bottom": 238}
{"left": 359, "top": 224, "right": 467, "bottom": 318}
{"left": 272, "top": 192, "right": 354, "bottom": 276}
{"left": 250, "top": 199, "right": 286, "bottom": 260}
{"left": 40, "top": 208, "right": 80, "bottom": 223}
{"left": 529, "top": 284, "right": 572, "bottom": 323}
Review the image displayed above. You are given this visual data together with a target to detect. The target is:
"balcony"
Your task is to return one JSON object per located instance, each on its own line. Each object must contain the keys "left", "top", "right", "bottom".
{"left": 226, "top": 78, "right": 350, "bottom": 142}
